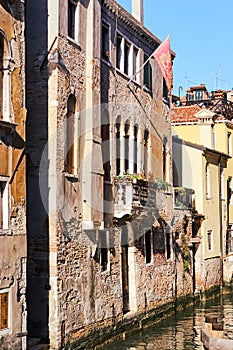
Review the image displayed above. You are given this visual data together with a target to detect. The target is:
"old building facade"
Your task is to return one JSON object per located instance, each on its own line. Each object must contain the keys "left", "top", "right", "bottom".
{"left": 0, "top": 0, "right": 27, "bottom": 349}
{"left": 25, "top": 0, "right": 196, "bottom": 349}
{"left": 172, "top": 89, "right": 233, "bottom": 292}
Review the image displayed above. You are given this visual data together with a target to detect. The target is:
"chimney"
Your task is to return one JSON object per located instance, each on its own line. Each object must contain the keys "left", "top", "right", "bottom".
{"left": 132, "top": 0, "right": 144, "bottom": 25}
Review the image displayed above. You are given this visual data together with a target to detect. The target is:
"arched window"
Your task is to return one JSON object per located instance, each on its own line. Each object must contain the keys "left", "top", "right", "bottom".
{"left": 65, "top": 94, "right": 76, "bottom": 174}
{"left": 115, "top": 116, "right": 121, "bottom": 176}
{"left": 124, "top": 120, "right": 130, "bottom": 173}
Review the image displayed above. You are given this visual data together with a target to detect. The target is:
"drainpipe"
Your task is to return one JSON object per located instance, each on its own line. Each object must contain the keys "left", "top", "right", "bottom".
{"left": 218, "top": 155, "right": 223, "bottom": 288}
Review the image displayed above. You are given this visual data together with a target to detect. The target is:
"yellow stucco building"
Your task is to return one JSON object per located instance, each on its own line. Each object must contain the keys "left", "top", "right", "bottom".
{"left": 172, "top": 102, "right": 233, "bottom": 289}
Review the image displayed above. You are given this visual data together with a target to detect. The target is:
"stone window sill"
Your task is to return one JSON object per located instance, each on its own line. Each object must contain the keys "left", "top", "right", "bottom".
{"left": 64, "top": 172, "right": 80, "bottom": 182}
{"left": 0, "top": 229, "right": 12, "bottom": 236}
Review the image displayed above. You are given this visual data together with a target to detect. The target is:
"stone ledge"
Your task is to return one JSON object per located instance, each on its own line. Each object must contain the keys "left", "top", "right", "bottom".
{"left": 201, "top": 323, "right": 233, "bottom": 350}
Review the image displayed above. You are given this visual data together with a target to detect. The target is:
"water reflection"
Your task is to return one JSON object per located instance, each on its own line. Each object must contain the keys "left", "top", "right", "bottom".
{"left": 103, "top": 291, "right": 233, "bottom": 350}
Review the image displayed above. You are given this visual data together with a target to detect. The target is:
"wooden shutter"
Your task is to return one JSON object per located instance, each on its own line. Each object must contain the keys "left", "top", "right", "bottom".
{"left": 0, "top": 292, "right": 8, "bottom": 329}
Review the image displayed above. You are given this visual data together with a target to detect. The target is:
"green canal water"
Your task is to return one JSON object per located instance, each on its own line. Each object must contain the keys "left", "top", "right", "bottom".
{"left": 103, "top": 290, "right": 233, "bottom": 350}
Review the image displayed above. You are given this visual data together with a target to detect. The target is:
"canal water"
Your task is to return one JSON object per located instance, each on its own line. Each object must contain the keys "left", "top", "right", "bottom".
{"left": 103, "top": 290, "right": 233, "bottom": 350}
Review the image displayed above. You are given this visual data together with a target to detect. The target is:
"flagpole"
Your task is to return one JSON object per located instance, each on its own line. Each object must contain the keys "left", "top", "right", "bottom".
{"left": 127, "top": 35, "right": 170, "bottom": 86}
{"left": 127, "top": 51, "right": 154, "bottom": 86}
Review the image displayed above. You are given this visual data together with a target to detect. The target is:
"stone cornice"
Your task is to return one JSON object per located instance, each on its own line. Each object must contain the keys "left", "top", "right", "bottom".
{"left": 102, "top": 0, "right": 176, "bottom": 58}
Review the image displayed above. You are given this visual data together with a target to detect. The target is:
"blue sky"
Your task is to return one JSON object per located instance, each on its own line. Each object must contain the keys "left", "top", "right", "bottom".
{"left": 117, "top": 0, "right": 233, "bottom": 96}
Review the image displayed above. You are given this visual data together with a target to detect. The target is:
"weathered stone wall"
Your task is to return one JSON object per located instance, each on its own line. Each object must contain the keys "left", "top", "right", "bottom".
{"left": 56, "top": 227, "right": 123, "bottom": 347}
{"left": 0, "top": 210, "right": 26, "bottom": 350}
{"left": 196, "top": 257, "right": 221, "bottom": 292}
{"left": 133, "top": 214, "right": 193, "bottom": 314}
{"left": 223, "top": 255, "right": 233, "bottom": 284}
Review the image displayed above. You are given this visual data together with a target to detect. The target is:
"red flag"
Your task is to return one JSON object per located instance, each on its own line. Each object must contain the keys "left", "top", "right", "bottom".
{"left": 153, "top": 35, "right": 172, "bottom": 93}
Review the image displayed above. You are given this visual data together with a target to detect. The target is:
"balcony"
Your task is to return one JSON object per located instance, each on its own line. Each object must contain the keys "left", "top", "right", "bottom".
{"left": 174, "top": 187, "right": 194, "bottom": 209}
{"left": 113, "top": 175, "right": 172, "bottom": 219}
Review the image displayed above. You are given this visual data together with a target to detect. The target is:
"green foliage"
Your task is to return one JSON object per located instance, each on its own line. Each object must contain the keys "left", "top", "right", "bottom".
{"left": 113, "top": 173, "right": 171, "bottom": 192}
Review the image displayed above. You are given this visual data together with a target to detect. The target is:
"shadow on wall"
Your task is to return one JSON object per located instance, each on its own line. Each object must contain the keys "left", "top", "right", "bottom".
{"left": 25, "top": 0, "right": 49, "bottom": 343}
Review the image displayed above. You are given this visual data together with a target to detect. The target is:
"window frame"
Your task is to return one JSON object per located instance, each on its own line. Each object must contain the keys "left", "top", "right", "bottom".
{"left": 65, "top": 95, "right": 76, "bottom": 175}
{"left": 115, "top": 31, "right": 140, "bottom": 82}
{"left": 67, "top": 0, "right": 80, "bottom": 43}
{"left": 116, "top": 34, "right": 123, "bottom": 70}
{"left": 99, "top": 230, "right": 110, "bottom": 272}
{"left": 227, "top": 132, "right": 232, "bottom": 156}
{"left": 145, "top": 229, "right": 153, "bottom": 264}
{"left": 207, "top": 230, "right": 212, "bottom": 251}
{"left": 123, "top": 39, "right": 130, "bottom": 76}
{"left": 0, "top": 288, "right": 11, "bottom": 335}
{"left": 0, "top": 32, "right": 11, "bottom": 122}
{"left": 195, "top": 90, "right": 203, "bottom": 101}
{"left": 143, "top": 53, "right": 152, "bottom": 91}
{"left": 220, "top": 168, "right": 225, "bottom": 200}
{"left": 0, "top": 180, "right": 9, "bottom": 230}
{"left": 206, "top": 162, "right": 211, "bottom": 200}
{"left": 101, "top": 20, "right": 110, "bottom": 62}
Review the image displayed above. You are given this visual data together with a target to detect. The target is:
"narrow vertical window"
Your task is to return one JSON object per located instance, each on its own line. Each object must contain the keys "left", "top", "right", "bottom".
{"left": 68, "top": 1, "right": 76, "bottom": 39}
{"left": 101, "top": 110, "right": 110, "bottom": 181}
{"left": 124, "top": 120, "right": 130, "bottom": 173}
{"left": 143, "top": 54, "right": 152, "bottom": 90}
{"left": 221, "top": 169, "right": 225, "bottom": 200}
{"left": 228, "top": 132, "right": 232, "bottom": 156}
{"left": 207, "top": 230, "right": 212, "bottom": 250}
{"left": 124, "top": 41, "right": 130, "bottom": 75}
{"left": 206, "top": 163, "right": 211, "bottom": 199}
{"left": 116, "top": 34, "right": 122, "bottom": 70}
{"left": 163, "top": 78, "right": 168, "bottom": 100}
{"left": 133, "top": 47, "right": 139, "bottom": 82}
{"left": 102, "top": 22, "right": 110, "bottom": 61}
{"left": 166, "top": 230, "right": 171, "bottom": 259}
{"left": 212, "top": 129, "right": 216, "bottom": 150}
{"left": 65, "top": 95, "right": 75, "bottom": 174}
{"left": 133, "top": 125, "right": 138, "bottom": 174}
{"left": 145, "top": 230, "right": 152, "bottom": 264}
{"left": 115, "top": 117, "right": 121, "bottom": 176}
{"left": 227, "top": 177, "right": 233, "bottom": 206}
{"left": 163, "top": 144, "right": 166, "bottom": 181}
{"left": 0, "top": 182, "right": 3, "bottom": 229}
{"left": 143, "top": 129, "right": 149, "bottom": 176}
{"left": 0, "top": 181, "right": 8, "bottom": 230}
{"left": 0, "top": 36, "right": 3, "bottom": 119}
{"left": 100, "top": 230, "right": 108, "bottom": 272}
{"left": 0, "top": 291, "right": 8, "bottom": 330}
